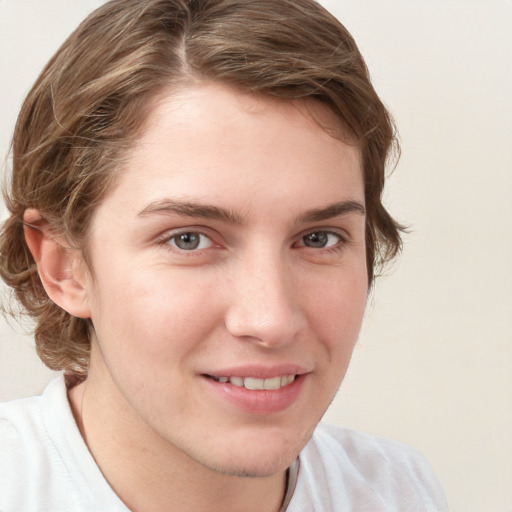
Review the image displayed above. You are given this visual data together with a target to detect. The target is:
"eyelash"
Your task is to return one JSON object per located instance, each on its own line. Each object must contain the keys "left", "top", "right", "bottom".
{"left": 294, "top": 230, "right": 347, "bottom": 251}
{"left": 158, "top": 228, "right": 348, "bottom": 254}
{"left": 158, "top": 230, "right": 215, "bottom": 252}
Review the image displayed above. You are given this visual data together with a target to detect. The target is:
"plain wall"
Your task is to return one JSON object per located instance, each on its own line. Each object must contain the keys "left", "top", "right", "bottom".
{"left": 1, "top": 1, "right": 511, "bottom": 511}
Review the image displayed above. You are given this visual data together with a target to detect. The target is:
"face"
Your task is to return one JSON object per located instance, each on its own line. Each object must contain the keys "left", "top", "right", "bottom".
{"left": 80, "top": 83, "right": 368, "bottom": 478}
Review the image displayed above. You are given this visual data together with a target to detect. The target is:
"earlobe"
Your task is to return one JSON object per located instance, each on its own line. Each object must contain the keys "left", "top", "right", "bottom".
{"left": 23, "top": 209, "right": 91, "bottom": 319}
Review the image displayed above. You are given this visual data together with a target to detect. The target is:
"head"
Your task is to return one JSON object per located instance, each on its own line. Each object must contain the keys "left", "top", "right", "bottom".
{"left": 1, "top": 0, "right": 401, "bottom": 381}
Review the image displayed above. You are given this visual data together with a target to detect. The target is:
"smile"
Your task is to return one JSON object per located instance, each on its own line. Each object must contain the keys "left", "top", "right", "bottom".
{"left": 209, "top": 375, "right": 296, "bottom": 390}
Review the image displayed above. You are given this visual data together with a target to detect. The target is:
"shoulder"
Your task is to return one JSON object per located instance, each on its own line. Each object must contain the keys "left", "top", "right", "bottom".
{"left": 0, "top": 377, "right": 68, "bottom": 442}
{"left": 0, "top": 377, "right": 126, "bottom": 511}
{"left": 311, "top": 423, "right": 438, "bottom": 475}
{"left": 290, "top": 423, "right": 448, "bottom": 511}
{"left": 0, "top": 380, "right": 59, "bottom": 510}
{"left": 0, "top": 379, "right": 66, "bottom": 507}
{"left": 0, "top": 379, "right": 58, "bottom": 461}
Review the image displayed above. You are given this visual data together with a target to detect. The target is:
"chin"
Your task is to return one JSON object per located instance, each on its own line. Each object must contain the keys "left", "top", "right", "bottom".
{"left": 206, "top": 451, "right": 294, "bottom": 478}
{"left": 197, "top": 425, "right": 315, "bottom": 478}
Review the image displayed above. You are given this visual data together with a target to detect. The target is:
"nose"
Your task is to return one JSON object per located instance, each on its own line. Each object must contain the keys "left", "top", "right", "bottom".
{"left": 224, "top": 249, "right": 307, "bottom": 348}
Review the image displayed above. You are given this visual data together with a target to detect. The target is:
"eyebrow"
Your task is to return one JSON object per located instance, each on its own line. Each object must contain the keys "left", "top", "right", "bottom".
{"left": 138, "top": 198, "right": 365, "bottom": 225}
{"left": 137, "top": 199, "right": 245, "bottom": 224}
{"left": 297, "top": 200, "right": 366, "bottom": 223}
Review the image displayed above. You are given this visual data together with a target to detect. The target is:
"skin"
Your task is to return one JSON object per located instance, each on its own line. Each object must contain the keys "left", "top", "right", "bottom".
{"left": 27, "top": 83, "right": 368, "bottom": 512}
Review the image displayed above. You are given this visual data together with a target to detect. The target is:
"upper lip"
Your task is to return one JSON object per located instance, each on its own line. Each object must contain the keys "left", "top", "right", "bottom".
{"left": 202, "top": 364, "right": 311, "bottom": 379}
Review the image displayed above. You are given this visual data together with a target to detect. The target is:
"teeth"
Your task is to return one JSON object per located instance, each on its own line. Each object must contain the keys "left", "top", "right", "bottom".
{"left": 244, "top": 377, "right": 264, "bottom": 390}
{"left": 213, "top": 375, "right": 296, "bottom": 390}
{"left": 263, "top": 376, "right": 281, "bottom": 390}
{"left": 230, "top": 376, "right": 244, "bottom": 387}
{"left": 281, "top": 375, "right": 295, "bottom": 387}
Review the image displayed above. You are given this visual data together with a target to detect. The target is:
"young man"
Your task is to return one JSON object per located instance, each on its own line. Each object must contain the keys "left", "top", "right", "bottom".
{"left": 0, "top": 1, "right": 448, "bottom": 510}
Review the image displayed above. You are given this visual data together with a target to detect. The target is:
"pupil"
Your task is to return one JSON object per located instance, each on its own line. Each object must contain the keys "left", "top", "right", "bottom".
{"left": 305, "top": 232, "right": 327, "bottom": 248}
{"left": 176, "top": 232, "right": 200, "bottom": 250}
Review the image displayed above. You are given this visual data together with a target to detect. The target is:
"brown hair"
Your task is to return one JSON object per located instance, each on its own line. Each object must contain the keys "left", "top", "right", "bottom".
{"left": 0, "top": 0, "right": 403, "bottom": 378}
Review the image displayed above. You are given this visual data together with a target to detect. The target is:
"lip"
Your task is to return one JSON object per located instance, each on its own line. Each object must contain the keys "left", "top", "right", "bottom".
{"left": 203, "top": 364, "right": 309, "bottom": 380}
{"left": 200, "top": 364, "right": 310, "bottom": 415}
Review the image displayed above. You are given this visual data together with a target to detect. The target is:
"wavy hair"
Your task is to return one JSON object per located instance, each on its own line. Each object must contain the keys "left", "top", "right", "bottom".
{"left": 0, "top": 0, "right": 403, "bottom": 379}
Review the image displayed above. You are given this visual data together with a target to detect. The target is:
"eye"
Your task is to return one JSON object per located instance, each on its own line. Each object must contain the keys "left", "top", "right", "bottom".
{"left": 167, "top": 231, "right": 213, "bottom": 251}
{"left": 297, "top": 231, "right": 343, "bottom": 249}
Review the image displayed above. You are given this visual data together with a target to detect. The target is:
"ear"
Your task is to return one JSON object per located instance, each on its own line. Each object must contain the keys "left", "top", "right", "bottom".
{"left": 23, "top": 209, "right": 91, "bottom": 319}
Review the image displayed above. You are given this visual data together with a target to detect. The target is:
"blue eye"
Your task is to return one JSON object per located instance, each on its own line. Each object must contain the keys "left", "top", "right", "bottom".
{"left": 168, "top": 232, "right": 212, "bottom": 251}
{"left": 299, "top": 231, "right": 342, "bottom": 249}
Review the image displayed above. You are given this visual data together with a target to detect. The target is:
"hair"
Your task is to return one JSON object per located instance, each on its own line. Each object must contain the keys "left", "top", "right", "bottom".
{"left": 0, "top": 0, "right": 403, "bottom": 379}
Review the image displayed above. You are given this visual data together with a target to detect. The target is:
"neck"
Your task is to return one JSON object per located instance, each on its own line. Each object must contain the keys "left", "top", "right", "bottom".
{"left": 68, "top": 376, "right": 288, "bottom": 512}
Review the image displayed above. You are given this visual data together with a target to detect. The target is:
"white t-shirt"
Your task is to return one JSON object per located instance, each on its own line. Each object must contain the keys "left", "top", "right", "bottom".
{"left": 0, "top": 377, "right": 448, "bottom": 511}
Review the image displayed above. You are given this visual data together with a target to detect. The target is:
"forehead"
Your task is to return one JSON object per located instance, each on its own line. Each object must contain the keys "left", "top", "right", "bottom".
{"left": 98, "top": 82, "right": 363, "bottom": 220}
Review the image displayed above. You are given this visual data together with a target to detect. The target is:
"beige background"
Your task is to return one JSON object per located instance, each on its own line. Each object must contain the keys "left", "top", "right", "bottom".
{"left": 1, "top": 1, "right": 511, "bottom": 511}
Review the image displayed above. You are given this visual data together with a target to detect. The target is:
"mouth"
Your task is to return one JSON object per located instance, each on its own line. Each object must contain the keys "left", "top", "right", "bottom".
{"left": 206, "top": 374, "right": 297, "bottom": 390}
{"left": 201, "top": 369, "right": 307, "bottom": 414}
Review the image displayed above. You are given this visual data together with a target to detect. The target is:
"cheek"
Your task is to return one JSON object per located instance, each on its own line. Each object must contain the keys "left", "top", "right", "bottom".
{"left": 87, "top": 263, "right": 222, "bottom": 359}
{"left": 307, "top": 267, "right": 368, "bottom": 357}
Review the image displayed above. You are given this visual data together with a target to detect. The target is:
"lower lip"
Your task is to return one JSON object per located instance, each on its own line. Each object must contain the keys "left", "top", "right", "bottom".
{"left": 201, "top": 374, "right": 306, "bottom": 415}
